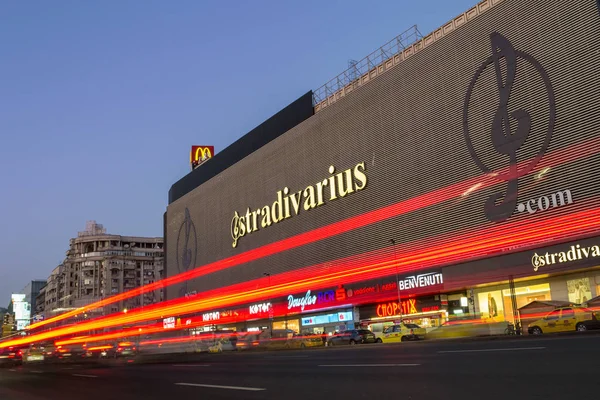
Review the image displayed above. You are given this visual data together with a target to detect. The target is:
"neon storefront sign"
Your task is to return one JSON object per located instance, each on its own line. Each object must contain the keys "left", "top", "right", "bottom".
{"left": 288, "top": 290, "right": 317, "bottom": 311}
{"left": 376, "top": 299, "right": 418, "bottom": 317}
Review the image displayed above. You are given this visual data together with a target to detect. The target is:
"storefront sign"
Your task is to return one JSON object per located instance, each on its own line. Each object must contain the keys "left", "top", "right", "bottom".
{"left": 230, "top": 162, "right": 368, "bottom": 247}
{"left": 301, "top": 311, "right": 353, "bottom": 326}
{"left": 347, "top": 281, "right": 397, "bottom": 298}
{"left": 376, "top": 299, "right": 418, "bottom": 317}
{"left": 190, "top": 145, "right": 214, "bottom": 170}
{"left": 249, "top": 302, "right": 272, "bottom": 315}
{"left": 398, "top": 272, "right": 443, "bottom": 291}
{"left": 317, "top": 290, "right": 335, "bottom": 304}
{"left": 163, "top": 317, "right": 175, "bottom": 329}
{"left": 288, "top": 290, "right": 317, "bottom": 311}
{"left": 202, "top": 311, "right": 220, "bottom": 322}
{"left": 532, "top": 243, "right": 600, "bottom": 271}
{"left": 516, "top": 189, "right": 573, "bottom": 215}
{"left": 335, "top": 286, "right": 346, "bottom": 301}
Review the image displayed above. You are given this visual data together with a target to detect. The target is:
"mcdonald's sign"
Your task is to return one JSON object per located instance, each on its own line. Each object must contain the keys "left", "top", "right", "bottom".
{"left": 190, "top": 146, "right": 215, "bottom": 170}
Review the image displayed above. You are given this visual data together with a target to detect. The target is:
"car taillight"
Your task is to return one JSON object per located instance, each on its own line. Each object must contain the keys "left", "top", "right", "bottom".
{"left": 17, "top": 351, "right": 23, "bottom": 356}
{"left": 117, "top": 347, "right": 122, "bottom": 352}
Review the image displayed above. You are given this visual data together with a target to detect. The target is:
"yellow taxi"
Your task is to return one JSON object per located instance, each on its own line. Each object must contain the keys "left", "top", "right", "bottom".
{"left": 376, "top": 323, "right": 427, "bottom": 343}
{"left": 527, "top": 307, "right": 599, "bottom": 335}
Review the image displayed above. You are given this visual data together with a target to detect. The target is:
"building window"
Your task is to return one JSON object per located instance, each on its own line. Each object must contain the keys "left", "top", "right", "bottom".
{"left": 478, "top": 283, "right": 551, "bottom": 323}
{"left": 566, "top": 278, "right": 592, "bottom": 304}
{"left": 272, "top": 319, "right": 300, "bottom": 333}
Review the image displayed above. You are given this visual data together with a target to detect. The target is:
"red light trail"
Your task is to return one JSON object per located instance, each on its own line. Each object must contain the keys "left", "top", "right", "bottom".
{"left": 4, "top": 202, "right": 600, "bottom": 349}
{"left": 26, "top": 136, "right": 600, "bottom": 332}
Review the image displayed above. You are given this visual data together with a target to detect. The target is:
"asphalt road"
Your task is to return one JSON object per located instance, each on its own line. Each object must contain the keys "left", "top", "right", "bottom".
{"left": 2, "top": 334, "right": 600, "bottom": 400}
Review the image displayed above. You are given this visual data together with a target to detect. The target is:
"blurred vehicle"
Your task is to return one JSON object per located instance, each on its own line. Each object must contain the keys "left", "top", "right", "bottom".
{"left": 295, "top": 333, "right": 324, "bottom": 348}
{"left": 54, "top": 344, "right": 87, "bottom": 361}
{"left": 85, "top": 344, "right": 115, "bottom": 359}
{"left": 376, "top": 323, "right": 427, "bottom": 343}
{"left": 258, "top": 329, "right": 296, "bottom": 350}
{"left": 22, "top": 344, "right": 46, "bottom": 364}
{"left": 114, "top": 341, "right": 138, "bottom": 358}
{"left": 0, "top": 346, "right": 23, "bottom": 367}
{"left": 235, "top": 332, "right": 260, "bottom": 351}
{"left": 528, "top": 307, "right": 600, "bottom": 335}
{"left": 327, "top": 329, "right": 376, "bottom": 346}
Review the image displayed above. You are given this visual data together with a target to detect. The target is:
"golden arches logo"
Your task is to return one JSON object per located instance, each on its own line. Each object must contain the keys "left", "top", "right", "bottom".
{"left": 190, "top": 145, "right": 214, "bottom": 169}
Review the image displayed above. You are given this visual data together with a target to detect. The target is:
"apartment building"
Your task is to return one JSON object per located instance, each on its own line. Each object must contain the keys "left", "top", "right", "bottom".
{"left": 42, "top": 221, "right": 164, "bottom": 318}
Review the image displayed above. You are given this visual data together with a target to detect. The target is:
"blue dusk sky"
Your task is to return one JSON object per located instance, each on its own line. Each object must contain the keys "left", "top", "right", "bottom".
{"left": 0, "top": 0, "right": 476, "bottom": 304}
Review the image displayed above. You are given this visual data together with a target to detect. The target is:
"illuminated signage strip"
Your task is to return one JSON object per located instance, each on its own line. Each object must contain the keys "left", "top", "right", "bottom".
{"left": 231, "top": 162, "right": 367, "bottom": 247}
{"left": 532, "top": 243, "right": 600, "bottom": 271}
{"left": 190, "top": 146, "right": 214, "bottom": 170}
{"left": 398, "top": 272, "right": 443, "bottom": 291}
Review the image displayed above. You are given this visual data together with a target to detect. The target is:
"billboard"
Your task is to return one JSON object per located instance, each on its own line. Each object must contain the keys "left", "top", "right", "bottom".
{"left": 190, "top": 146, "right": 215, "bottom": 170}
{"left": 167, "top": 0, "right": 600, "bottom": 299}
{"left": 12, "top": 294, "right": 31, "bottom": 331}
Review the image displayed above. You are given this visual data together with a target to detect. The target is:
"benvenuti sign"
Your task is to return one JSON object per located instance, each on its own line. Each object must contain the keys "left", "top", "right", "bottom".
{"left": 230, "top": 162, "right": 368, "bottom": 247}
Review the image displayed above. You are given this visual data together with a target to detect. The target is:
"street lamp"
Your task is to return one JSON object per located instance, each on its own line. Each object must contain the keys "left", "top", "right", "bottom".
{"left": 263, "top": 273, "right": 273, "bottom": 335}
{"left": 389, "top": 239, "right": 403, "bottom": 321}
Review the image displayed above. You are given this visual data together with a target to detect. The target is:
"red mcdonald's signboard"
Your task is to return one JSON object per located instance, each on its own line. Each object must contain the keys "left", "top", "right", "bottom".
{"left": 190, "top": 146, "right": 215, "bottom": 170}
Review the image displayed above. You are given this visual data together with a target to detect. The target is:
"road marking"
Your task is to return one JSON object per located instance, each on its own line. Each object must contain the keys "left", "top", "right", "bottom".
{"left": 61, "top": 367, "right": 75, "bottom": 370}
{"left": 30, "top": 370, "right": 43, "bottom": 374}
{"left": 264, "top": 355, "right": 309, "bottom": 359}
{"left": 72, "top": 374, "right": 98, "bottom": 378}
{"left": 8, "top": 369, "right": 16, "bottom": 372}
{"left": 438, "top": 346, "right": 546, "bottom": 354}
{"left": 172, "top": 364, "right": 210, "bottom": 367}
{"left": 318, "top": 364, "right": 420, "bottom": 367}
{"left": 175, "top": 383, "right": 266, "bottom": 391}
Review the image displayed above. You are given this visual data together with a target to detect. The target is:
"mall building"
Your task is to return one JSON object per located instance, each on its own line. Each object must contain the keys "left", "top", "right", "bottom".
{"left": 164, "top": 0, "right": 600, "bottom": 337}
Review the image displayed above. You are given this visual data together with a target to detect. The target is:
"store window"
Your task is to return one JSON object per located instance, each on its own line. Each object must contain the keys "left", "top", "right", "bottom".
{"left": 477, "top": 290, "right": 504, "bottom": 321}
{"left": 272, "top": 319, "right": 299, "bottom": 333}
{"left": 478, "top": 283, "right": 551, "bottom": 323}
{"left": 566, "top": 278, "right": 593, "bottom": 304}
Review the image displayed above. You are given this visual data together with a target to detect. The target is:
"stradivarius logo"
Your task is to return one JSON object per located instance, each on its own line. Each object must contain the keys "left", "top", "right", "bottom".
{"left": 176, "top": 208, "right": 197, "bottom": 297}
{"left": 532, "top": 244, "right": 600, "bottom": 272}
{"left": 463, "top": 32, "right": 556, "bottom": 223}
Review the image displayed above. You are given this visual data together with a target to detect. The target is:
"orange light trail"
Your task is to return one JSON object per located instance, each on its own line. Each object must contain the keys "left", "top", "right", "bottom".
{"left": 27, "top": 136, "right": 600, "bottom": 332}
{"left": 5, "top": 204, "right": 600, "bottom": 349}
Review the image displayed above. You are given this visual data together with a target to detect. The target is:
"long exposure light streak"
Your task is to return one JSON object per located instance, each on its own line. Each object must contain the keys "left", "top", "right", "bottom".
{"left": 26, "top": 136, "right": 600, "bottom": 332}
{"left": 4, "top": 203, "right": 600, "bottom": 349}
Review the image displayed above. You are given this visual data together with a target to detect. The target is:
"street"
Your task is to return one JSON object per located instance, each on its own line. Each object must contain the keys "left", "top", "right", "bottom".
{"left": 1, "top": 334, "right": 599, "bottom": 400}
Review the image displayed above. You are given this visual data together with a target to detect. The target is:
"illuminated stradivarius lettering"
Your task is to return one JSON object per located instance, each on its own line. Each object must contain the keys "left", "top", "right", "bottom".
{"left": 231, "top": 161, "right": 368, "bottom": 247}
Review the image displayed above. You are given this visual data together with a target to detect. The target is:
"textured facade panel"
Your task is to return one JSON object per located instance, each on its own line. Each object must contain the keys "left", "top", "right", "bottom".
{"left": 166, "top": 0, "right": 600, "bottom": 300}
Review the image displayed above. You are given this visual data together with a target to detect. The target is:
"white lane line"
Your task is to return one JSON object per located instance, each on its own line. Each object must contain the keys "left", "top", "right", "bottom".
{"left": 72, "top": 374, "right": 98, "bottom": 378}
{"left": 438, "top": 346, "right": 546, "bottom": 354}
{"left": 172, "top": 364, "right": 210, "bottom": 367}
{"left": 318, "top": 364, "right": 420, "bottom": 367}
{"left": 264, "top": 355, "right": 309, "bottom": 359}
{"left": 30, "top": 370, "right": 43, "bottom": 374}
{"left": 175, "top": 383, "right": 266, "bottom": 391}
{"left": 8, "top": 369, "right": 17, "bottom": 372}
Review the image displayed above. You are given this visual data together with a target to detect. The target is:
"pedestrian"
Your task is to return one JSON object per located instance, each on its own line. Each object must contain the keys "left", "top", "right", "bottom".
{"left": 321, "top": 330, "right": 328, "bottom": 347}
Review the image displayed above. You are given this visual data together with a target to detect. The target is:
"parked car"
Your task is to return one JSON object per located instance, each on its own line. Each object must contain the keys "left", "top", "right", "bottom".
{"left": 376, "top": 323, "right": 427, "bottom": 343}
{"left": 327, "top": 329, "right": 377, "bottom": 346}
{"left": 528, "top": 307, "right": 600, "bottom": 335}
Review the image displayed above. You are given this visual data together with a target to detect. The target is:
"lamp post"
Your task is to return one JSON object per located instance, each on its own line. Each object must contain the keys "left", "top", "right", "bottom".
{"left": 389, "top": 239, "right": 403, "bottom": 322}
{"left": 263, "top": 273, "right": 273, "bottom": 335}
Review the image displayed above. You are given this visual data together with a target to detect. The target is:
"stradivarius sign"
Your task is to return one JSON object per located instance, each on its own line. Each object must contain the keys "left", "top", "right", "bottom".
{"left": 532, "top": 244, "right": 600, "bottom": 272}
{"left": 230, "top": 162, "right": 367, "bottom": 247}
